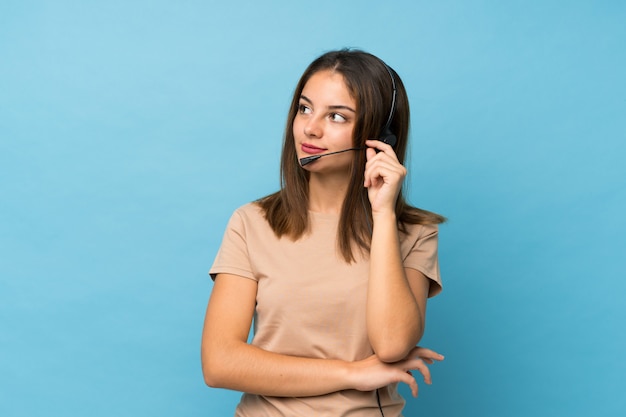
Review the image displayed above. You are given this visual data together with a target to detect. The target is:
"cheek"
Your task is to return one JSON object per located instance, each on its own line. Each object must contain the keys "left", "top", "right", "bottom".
{"left": 292, "top": 118, "right": 303, "bottom": 139}
{"left": 342, "top": 127, "right": 355, "bottom": 147}
{"left": 291, "top": 120, "right": 304, "bottom": 155}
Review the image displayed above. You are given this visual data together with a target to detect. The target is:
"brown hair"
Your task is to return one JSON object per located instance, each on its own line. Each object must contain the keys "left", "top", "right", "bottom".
{"left": 257, "top": 49, "right": 445, "bottom": 262}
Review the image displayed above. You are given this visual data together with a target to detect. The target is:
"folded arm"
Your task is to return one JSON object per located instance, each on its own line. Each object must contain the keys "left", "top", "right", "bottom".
{"left": 201, "top": 273, "right": 440, "bottom": 397}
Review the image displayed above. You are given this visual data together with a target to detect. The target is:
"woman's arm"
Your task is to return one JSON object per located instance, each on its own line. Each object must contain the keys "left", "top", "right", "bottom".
{"left": 367, "top": 212, "right": 430, "bottom": 362}
{"left": 202, "top": 273, "right": 350, "bottom": 396}
{"left": 201, "top": 273, "right": 439, "bottom": 397}
{"left": 364, "top": 140, "right": 430, "bottom": 362}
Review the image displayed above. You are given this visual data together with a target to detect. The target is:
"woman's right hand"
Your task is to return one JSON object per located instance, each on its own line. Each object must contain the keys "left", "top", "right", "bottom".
{"left": 348, "top": 346, "right": 444, "bottom": 398}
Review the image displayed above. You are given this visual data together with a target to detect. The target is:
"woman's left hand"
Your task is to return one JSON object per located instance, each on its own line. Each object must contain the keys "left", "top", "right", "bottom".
{"left": 363, "top": 139, "right": 406, "bottom": 214}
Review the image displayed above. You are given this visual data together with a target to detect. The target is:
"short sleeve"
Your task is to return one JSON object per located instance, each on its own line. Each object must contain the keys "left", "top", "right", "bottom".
{"left": 209, "top": 209, "right": 257, "bottom": 282}
{"left": 401, "top": 224, "right": 442, "bottom": 297}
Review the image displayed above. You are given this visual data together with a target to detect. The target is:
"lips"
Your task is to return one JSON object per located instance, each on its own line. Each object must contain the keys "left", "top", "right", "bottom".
{"left": 301, "top": 143, "right": 327, "bottom": 154}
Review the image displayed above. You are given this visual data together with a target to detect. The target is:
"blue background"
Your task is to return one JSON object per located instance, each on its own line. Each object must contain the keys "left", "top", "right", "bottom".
{"left": 1, "top": 1, "right": 624, "bottom": 416}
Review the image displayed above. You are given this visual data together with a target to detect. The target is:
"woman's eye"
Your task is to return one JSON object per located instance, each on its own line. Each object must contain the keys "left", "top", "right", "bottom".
{"left": 298, "top": 104, "right": 312, "bottom": 114}
{"left": 330, "top": 113, "right": 347, "bottom": 122}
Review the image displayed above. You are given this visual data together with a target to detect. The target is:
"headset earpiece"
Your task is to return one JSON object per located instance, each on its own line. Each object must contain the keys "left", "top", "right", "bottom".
{"left": 379, "top": 127, "right": 397, "bottom": 148}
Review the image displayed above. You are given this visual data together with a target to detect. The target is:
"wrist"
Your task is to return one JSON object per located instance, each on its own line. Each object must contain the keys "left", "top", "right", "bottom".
{"left": 341, "top": 360, "right": 364, "bottom": 392}
{"left": 371, "top": 210, "right": 397, "bottom": 224}
{"left": 339, "top": 360, "right": 357, "bottom": 391}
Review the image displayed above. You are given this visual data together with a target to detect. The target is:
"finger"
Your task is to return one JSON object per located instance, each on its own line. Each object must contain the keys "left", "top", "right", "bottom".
{"left": 363, "top": 148, "right": 378, "bottom": 187}
{"left": 397, "top": 370, "right": 419, "bottom": 398}
{"left": 419, "top": 352, "right": 444, "bottom": 362}
{"left": 363, "top": 167, "right": 382, "bottom": 189}
{"left": 365, "top": 139, "right": 395, "bottom": 156}
{"left": 364, "top": 160, "right": 404, "bottom": 189}
{"left": 412, "top": 347, "right": 445, "bottom": 361}
{"left": 363, "top": 162, "right": 391, "bottom": 189}
{"left": 404, "top": 358, "right": 432, "bottom": 385}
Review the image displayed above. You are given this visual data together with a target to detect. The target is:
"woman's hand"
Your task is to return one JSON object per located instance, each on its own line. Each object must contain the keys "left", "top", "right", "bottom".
{"left": 363, "top": 139, "right": 406, "bottom": 214}
{"left": 348, "top": 346, "right": 444, "bottom": 398}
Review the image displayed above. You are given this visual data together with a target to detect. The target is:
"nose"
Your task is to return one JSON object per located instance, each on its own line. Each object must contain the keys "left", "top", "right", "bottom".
{"left": 304, "top": 116, "right": 323, "bottom": 138}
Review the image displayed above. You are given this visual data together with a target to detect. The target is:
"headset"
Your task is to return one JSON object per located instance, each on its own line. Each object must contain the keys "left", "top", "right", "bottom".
{"left": 379, "top": 63, "right": 398, "bottom": 149}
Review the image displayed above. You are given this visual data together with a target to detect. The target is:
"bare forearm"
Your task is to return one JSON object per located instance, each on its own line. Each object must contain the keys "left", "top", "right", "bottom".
{"left": 367, "top": 212, "right": 424, "bottom": 362}
{"left": 203, "top": 339, "right": 444, "bottom": 400}
{"left": 202, "top": 340, "right": 352, "bottom": 397}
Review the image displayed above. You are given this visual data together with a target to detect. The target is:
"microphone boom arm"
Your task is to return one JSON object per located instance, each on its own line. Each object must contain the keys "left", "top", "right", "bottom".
{"left": 299, "top": 147, "right": 365, "bottom": 166}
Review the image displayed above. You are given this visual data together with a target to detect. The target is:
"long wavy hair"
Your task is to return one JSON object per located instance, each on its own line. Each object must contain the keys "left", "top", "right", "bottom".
{"left": 257, "top": 49, "right": 445, "bottom": 262}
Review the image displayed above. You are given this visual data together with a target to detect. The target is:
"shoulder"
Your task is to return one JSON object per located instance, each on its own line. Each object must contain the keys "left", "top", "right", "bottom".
{"left": 233, "top": 202, "right": 265, "bottom": 220}
{"left": 397, "top": 204, "right": 444, "bottom": 245}
{"left": 398, "top": 221, "right": 439, "bottom": 261}
{"left": 226, "top": 202, "right": 271, "bottom": 234}
{"left": 400, "top": 222, "right": 438, "bottom": 244}
{"left": 399, "top": 222, "right": 441, "bottom": 296}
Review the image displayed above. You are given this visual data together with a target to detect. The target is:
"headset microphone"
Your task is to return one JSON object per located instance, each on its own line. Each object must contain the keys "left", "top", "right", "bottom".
{"left": 299, "top": 147, "right": 365, "bottom": 166}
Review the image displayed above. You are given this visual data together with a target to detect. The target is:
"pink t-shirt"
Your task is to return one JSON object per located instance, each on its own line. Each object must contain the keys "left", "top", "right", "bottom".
{"left": 210, "top": 203, "right": 442, "bottom": 416}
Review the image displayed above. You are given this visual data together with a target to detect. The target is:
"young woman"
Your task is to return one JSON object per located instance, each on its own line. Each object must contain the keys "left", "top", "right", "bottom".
{"left": 202, "top": 49, "right": 445, "bottom": 416}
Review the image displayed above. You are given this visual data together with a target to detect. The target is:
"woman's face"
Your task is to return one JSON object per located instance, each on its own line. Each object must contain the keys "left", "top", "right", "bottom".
{"left": 293, "top": 69, "right": 357, "bottom": 172}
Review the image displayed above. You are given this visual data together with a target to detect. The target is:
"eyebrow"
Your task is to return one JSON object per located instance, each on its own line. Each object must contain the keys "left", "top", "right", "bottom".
{"left": 300, "top": 95, "right": 356, "bottom": 113}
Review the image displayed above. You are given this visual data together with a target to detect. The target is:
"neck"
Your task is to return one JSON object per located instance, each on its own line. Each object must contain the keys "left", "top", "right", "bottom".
{"left": 307, "top": 172, "right": 350, "bottom": 214}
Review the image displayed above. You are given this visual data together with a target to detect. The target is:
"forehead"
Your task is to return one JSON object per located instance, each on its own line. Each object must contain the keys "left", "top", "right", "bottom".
{"left": 301, "top": 70, "right": 355, "bottom": 105}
